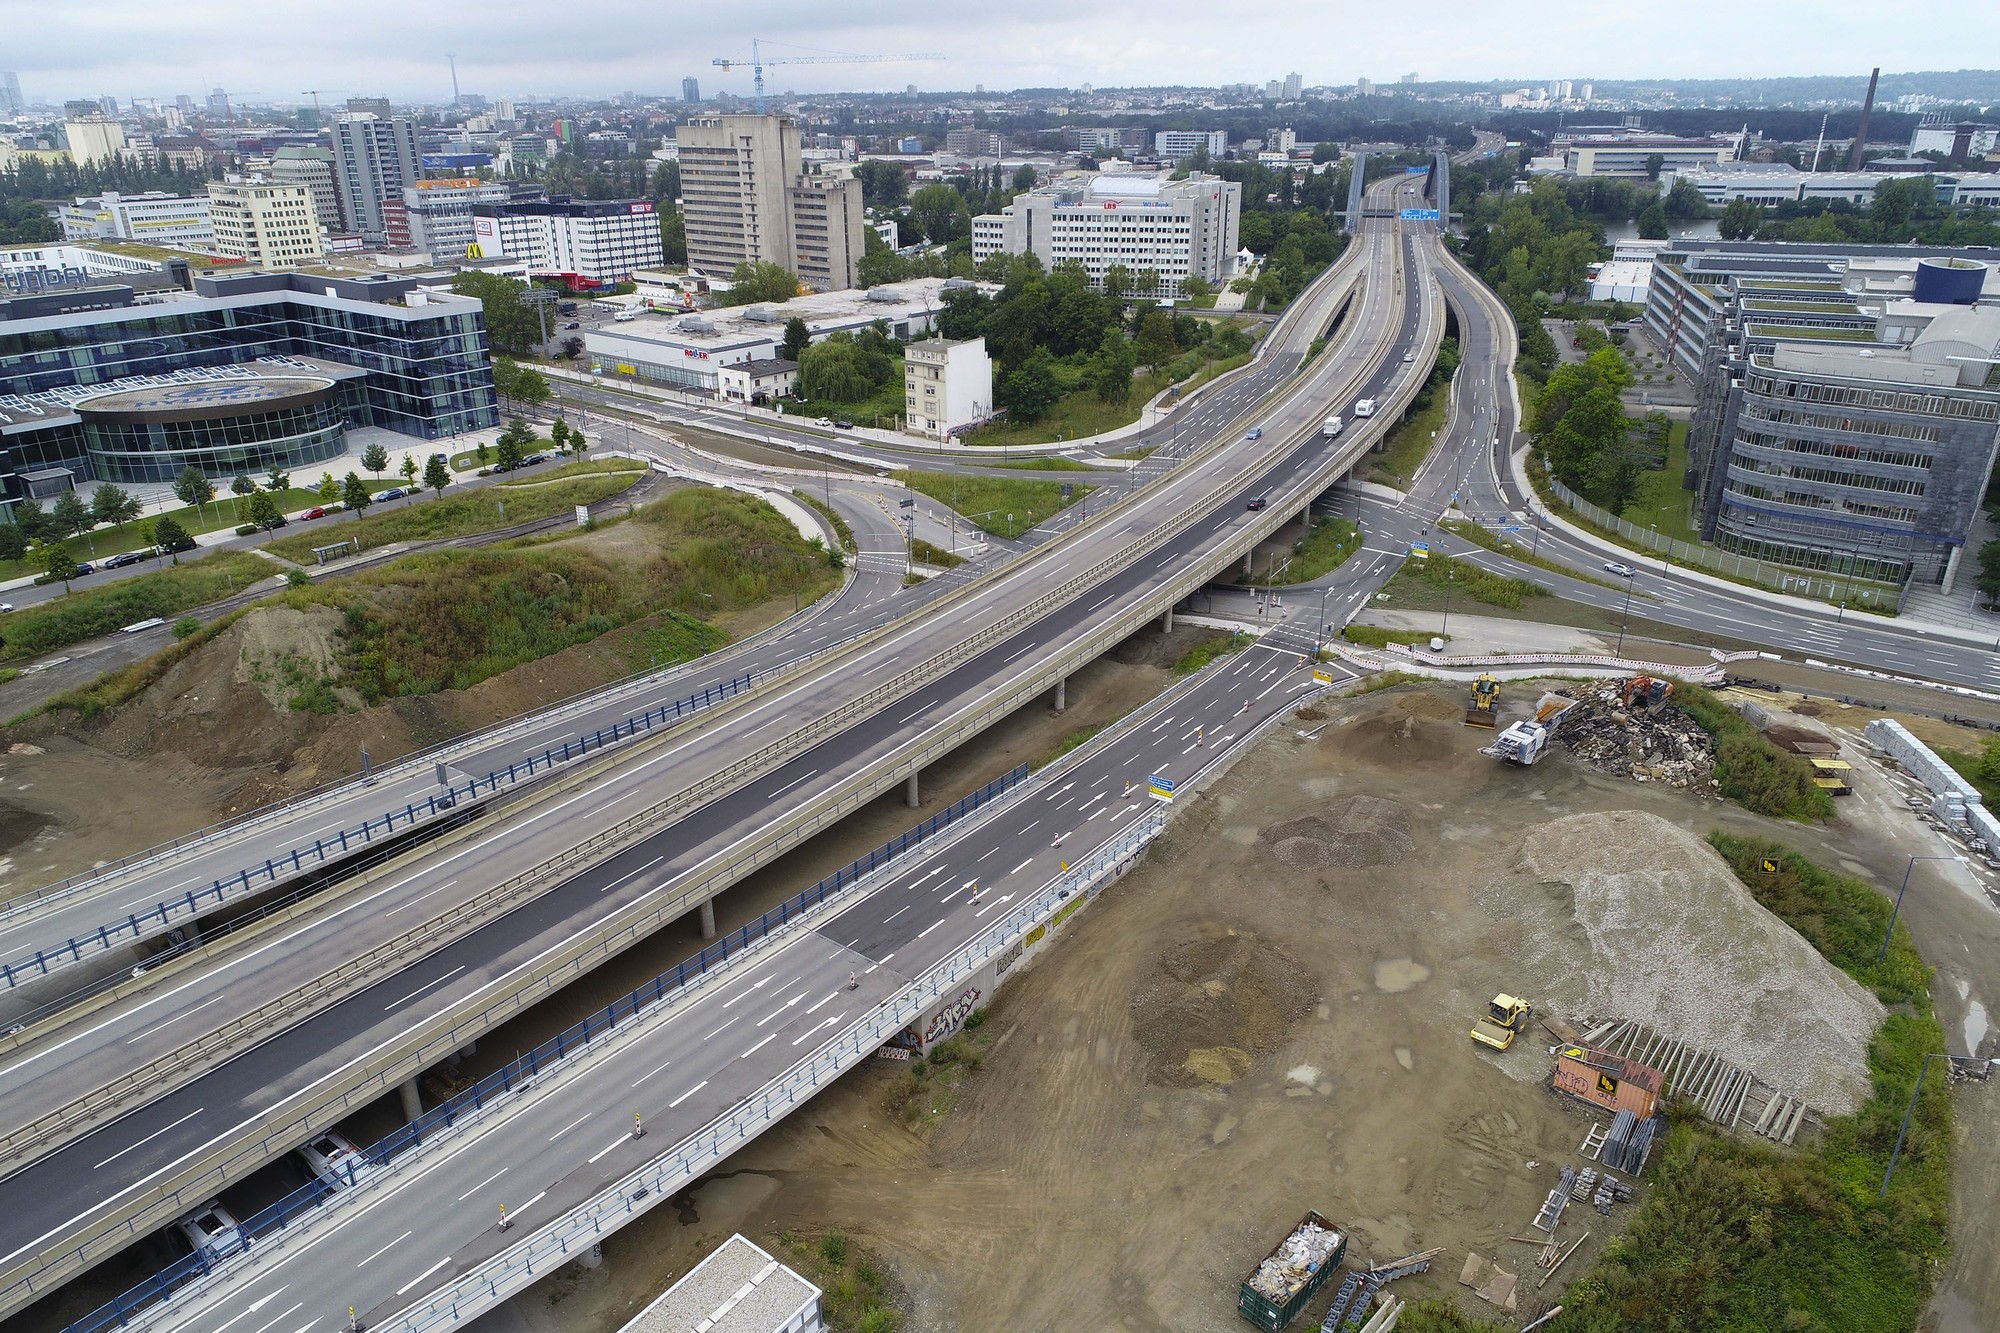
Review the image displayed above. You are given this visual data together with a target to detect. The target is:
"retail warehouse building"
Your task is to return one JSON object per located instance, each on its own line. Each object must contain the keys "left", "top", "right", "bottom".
{"left": 0, "top": 270, "right": 497, "bottom": 511}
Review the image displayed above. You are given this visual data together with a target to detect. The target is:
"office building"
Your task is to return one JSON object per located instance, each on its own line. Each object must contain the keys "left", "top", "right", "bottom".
{"left": 1552, "top": 130, "right": 1741, "bottom": 177}
{"left": 1666, "top": 164, "right": 2000, "bottom": 211}
{"left": 971, "top": 173, "right": 1242, "bottom": 298}
{"left": 63, "top": 116, "right": 129, "bottom": 167}
{"left": 0, "top": 271, "right": 497, "bottom": 504}
{"left": 587, "top": 277, "right": 970, "bottom": 392}
{"left": 1685, "top": 261, "right": 2000, "bottom": 589}
{"left": 406, "top": 179, "right": 544, "bottom": 262}
{"left": 1153, "top": 130, "right": 1227, "bottom": 162}
{"left": 0, "top": 72, "right": 22, "bottom": 116}
{"left": 1283, "top": 73, "right": 1303, "bottom": 101}
{"left": 345, "top": 96, "right": 392, "bottom": 120}
{"left": 1355, "top": 78, "right": 1374, "bottom": 97}
{"left": 332, "top": 113, "right": 420, "bottom": 243}
{"left": 681, "top": 77, "right": 701, "bottom": 103}
{"left": 613, "top": 1235, "right": 822, "bottom": 1333}
{"left": 469, "top": 198, "right": 662, "bottom": 285}
{"left": 945, "top": 128, "right": 1004, "bottom": 158}
{"left": 1910, "top": 114, "right": 2000, "bottom": 161}
{"left": 675, "top": 114, "right": 866, "bottom": 290}
{"left": 904, "top": 336, "right": 993, "bottom": 439}
{"left": 207, "top": 179, "right": 326, "bottom": 267}
{"left": 269, "top": 147, "right": 344, "bottom": 236}
{"left": 2, "top": 243, "right": 187, "bottom": 295}
{"left": 205, "top": 87, "right": 231, "bottom": 122}
{"left": 58, "top": 191, "right": 215, "bottom": 248}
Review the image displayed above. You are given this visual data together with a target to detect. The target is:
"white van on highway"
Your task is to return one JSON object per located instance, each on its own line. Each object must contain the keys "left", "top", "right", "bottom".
{"left": 1321, "top": 415, "right": 1344, "bottom": 437}
{"left": 1354, "top": 399, "right": 1377, "bottom": 418}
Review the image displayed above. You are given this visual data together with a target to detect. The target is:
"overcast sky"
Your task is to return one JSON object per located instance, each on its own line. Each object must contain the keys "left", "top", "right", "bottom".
{"left": 13, "top": 0, "right": 1995, "bottom": 105}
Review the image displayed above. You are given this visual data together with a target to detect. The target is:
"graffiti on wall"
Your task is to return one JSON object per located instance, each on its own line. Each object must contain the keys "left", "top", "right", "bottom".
{"left": 994, "top": 941, "right": 1025, "bottom": 976}
{"left": 924, "top": 986, "right": 982, "bottom": 1045}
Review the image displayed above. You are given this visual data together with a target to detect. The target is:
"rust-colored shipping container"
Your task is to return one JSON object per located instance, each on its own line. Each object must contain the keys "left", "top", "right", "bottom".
{"left": 1553, "top": 1044, "right": 1662, "bottom": 1119}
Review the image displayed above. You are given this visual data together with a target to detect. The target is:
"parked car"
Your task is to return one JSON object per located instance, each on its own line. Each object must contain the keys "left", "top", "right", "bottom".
{"left": 102, "top": 549, "right": 151, "bottom": 569}
{"left": 0, "top": 602, "right": 13, "bottom": 614}
{"left": 520, "top": 453, "right": 548, "bottom": 466}
{"left": 73, "top": 561, "right": 94, "bottom": 576}
{"left": 1603, "top": 561, "right": 1637, "bottom": 579}
{"left": 563, "top": 321, "right": 581, "bottom": 330}
{"left": 832, "top": 419, "right": 854, "bottom": 430}
{"left": 1245, "top": 426, "right": 1263, "bottom": 440}
{"left": 814, "top": 416, "right": 833, "bottom": 427}
{"left": 376, "top": 487, "right": 406, "bottom": 501}
{"left": 176, "top": 1200, "right": 244, "bottom": 1260}
{"left": 300, "top": 505, "right": 338, "bottom": 520}
{"left": 298, "top": 1129, "right": 373, "bottom": 1191}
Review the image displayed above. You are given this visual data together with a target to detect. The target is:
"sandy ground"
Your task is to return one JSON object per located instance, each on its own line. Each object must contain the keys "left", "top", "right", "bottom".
{"left": 465, "top": 679, "right": 2000, "bottom": 1333}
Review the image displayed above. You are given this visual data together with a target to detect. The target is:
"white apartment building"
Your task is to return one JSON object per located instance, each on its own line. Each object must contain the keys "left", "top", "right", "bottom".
{"left": 63, "top": 116, "right": 129, "bottom": 167}
{"left": 1153, "top": 129, "right": 1228, "bottom": 162}
{"left": 206, "top": 179, "right": 326, "bottom": 267}
{"left": 469, "top": 199, "right": 662, "bottom": 285}
{"left": 58, "top": 191, "right": 214, "bottom": 247}
{"left": 269, "top": 147, "right": 344, "bottom": 236}
{"left": 675, "top": 113, "right": 865, "bottom": 290}
{"left": 404, "top": 179, "right": 543, "bottom": 262}
{"left": 904, "top": 337, "right": 993, "bottom": 439}
{"left": 971, "top": 173, "right": 1242, "bottom": 298}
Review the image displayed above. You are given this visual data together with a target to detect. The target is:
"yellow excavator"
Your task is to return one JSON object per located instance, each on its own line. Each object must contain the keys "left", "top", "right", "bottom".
{"left": 1471, "top": 995, "right": 1534, "bottom": 1051}
{"left": 1465, "top": 673, "right": 1500, "bottom": 728}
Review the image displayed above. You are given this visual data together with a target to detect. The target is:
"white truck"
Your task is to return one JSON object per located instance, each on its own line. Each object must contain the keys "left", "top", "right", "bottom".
{"left": 1321, "top": 414, "right": 1344, "bottom": 437}
{"left": 1353, "top": 398, "right": 1376, "bottom": 418}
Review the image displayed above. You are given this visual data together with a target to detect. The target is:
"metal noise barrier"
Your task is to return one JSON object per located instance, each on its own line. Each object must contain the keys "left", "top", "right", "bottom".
{"left": 1, "top": 671, "right": 765, "bottom": 989}
{"left": 59, "top": 764, "right": 1030, "bottom": 1333}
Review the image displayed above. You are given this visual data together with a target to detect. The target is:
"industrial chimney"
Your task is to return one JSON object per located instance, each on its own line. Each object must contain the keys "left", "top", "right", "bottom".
{"left": 1848, "top": 67, "right": 1879, "bottom": 171}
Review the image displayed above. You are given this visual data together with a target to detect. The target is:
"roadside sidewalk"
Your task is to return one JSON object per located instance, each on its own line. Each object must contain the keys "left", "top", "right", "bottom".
{"left": 1503, "top": 442, "right": 2000, "bottom": 652}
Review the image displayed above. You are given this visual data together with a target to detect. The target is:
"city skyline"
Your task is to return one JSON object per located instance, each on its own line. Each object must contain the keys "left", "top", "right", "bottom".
{"left": 8, "top": 0, "right": 1999, "bottom": 106}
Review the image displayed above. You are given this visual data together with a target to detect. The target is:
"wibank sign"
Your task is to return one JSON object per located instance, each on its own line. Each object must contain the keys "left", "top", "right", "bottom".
{"left": 2, "top": 263, "right": 95, "bottom": 294}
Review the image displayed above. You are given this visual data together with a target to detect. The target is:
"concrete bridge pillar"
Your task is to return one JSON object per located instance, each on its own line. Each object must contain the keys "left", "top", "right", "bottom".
{"left": 399, "top": 1077, "right": 423, "bottom": 1123}
{"left": 1054, "top": 676, "right": 1068, "bottom": 713}
{"left": 905, "top": 772, "right": 920, "bottom": 808}
{"left": 1244, "top": 550, "right": 1254, "bottom": 575}
{"left": 1161, "top": 605, "right": 1175, "bottom": 634}
{"left": 699, "top": 898, "right": 716, "bottom": 939}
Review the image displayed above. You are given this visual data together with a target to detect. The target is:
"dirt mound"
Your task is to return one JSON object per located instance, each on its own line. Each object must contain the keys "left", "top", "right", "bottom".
{"left": 1487, "top": 811, "right": 1884, "bottom": 1114}
{"left": 1262, "top": 795, "right": 1415, "bottom": 870}
{"left": 1128, "top": 925, "right": 1318, "bottom": 1088}
{"left": 1396, "top": 691, "right": 1464, "bottom": 721}
{"left": 1342, "top": 708, "right": 1460, "bottom": 766}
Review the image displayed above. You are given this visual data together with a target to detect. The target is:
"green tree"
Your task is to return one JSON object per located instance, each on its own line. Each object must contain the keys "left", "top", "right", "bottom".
{"left": 908, "top": 182, "right": 970, "bottom": 245}
{"left": 399, "top": 454, "right": 419, "bottom": 491}
{"left": 360, "top": 441, "right": 390, "bottom": 478}
{"left": 450, "top": 270, "right": 540, "bottom": 355}
{"left": 548, "top": 419, "right": 570, "bottom": 457}
{"left": 229, "top": 473, "right": 256, "bottom": 518}
{"left": 316, "top": 473, "right": 341, "bottom": 506}
{"left": 781, "top": 315, "right": 811, "bottom": 363}
{"left": 1133, "top": 307, "right": 1177, "bottom": 373}
{"left": 149, "top": 515, "right": 194, "bottom": 554}
{"left": 1102, "top": 264, "right": 1131, "bottom": 300}
{"left": 51, "top": 488, "right": 93, "bottom": 539}
{"left": 568, "top": 425, "right": 589, "bottom": 462}
{"left": 799, "top": 335, "right": 878, "bottom": 402}
{"left": 341, "top": 472, "right": 373, "bottom": 519}
{"left": 265, "top": 464, "right": 291, "bottom": 494}
{"left": 1000, "top": 348, "right": 1060, "bottom": 423}
{"left": 1663, "top": 177, "right": 1711, "bottom": 220}
{"left": 496, "top": 418, "right": 532, "bottom": 471}
{"left": 724, "top": 261, "right": 800, "bottom": 305}
{"left": 34, "top": 543, "right": 81, "bottom": 593}
{"left": 423, "top": 453, "right": 452, "bottom": 500}
{"left": 1636, "top": 203, "right": 1669, "bottom": 239}
{"left": 658, "top": 207, "right": 687, "bottom": 265}
{"left": 1718, "top": 197, "right": 1762, "bottom": 240}
{"left": 0, "top": 524, "right": 26, "bottom": 562}
{"left": 12, "top": 496, "right": 50, "bottom": 542}
{"left": 91, "top": 483, "right": 142, "bottom": 532}
{"left": 1643, "top": 153, "right": 1665, "bottom": 180}
{"left": 511, "top": 365, "right": 553, "bottom": 413}
{"left": 1091, "top": 327, "right": 1137, "bottom": 404}
{"left": 246, "top": 489, "right": 283, "bottom": 530}
{"left": 173, "top": 465, "right": 214, "bottom": 515}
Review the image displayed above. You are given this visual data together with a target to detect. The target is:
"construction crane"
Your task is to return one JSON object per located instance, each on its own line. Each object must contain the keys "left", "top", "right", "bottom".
{"left": 712, "top": 39, "right": 944, "bottom": 115}
{"left": 301, "top": 89, "right": 347, "bottom": 121}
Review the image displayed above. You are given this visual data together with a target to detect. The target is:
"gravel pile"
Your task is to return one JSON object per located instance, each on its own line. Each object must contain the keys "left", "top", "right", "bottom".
{"left": 1558, "top": 683, "right": 1718, "bottom": 792}
{"left": 1489, "top": 812, "right": 1884, "bottom": 1114}
{"left": 1264, "top": 795, "right": 1416, "bottom": 870}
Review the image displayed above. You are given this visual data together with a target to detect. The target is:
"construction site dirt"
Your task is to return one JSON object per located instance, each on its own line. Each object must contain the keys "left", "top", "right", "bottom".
{"left": 458, "top": 678, "right": 2000, "bottom": 1333}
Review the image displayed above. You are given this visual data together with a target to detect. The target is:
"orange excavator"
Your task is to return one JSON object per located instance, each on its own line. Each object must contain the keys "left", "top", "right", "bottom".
{"left": 1622, "top": 675, "right": 1673, "bottom": 715}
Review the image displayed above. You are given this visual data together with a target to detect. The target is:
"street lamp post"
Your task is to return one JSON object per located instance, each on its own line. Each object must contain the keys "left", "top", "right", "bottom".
{"left": 1880, "top": 1050, "right": 1949, "bottom": 1197}
{"left": 1438, "top": 540, "right": 1455, "bottom": 641}
{"left": 1878, "top": 853, "right": 1965, "bottom": 963}
{"left": 1316, "top": 584, "right": 1336, "bottom": 653}
{"left": 1615, "top": 568, "right": 1636, "bottom": 655}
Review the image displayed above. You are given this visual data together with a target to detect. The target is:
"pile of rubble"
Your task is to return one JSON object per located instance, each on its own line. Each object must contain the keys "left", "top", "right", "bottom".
{"left": 1558, "top": 683, "right": 1718, "bottom": 792}
{"left": 1245, "top": 1218, "right": 1342, "bottom": 1304}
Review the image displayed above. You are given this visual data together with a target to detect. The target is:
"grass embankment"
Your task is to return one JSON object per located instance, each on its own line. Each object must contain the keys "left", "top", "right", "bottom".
{"left": 791, "top": 489, "right": 855, "bottom": 551}
{"left": 1402, "top": 838, "right": 1949, "bottom": 1333}
{"left": 264, "top": 470, "right": 640, "bottom": 562}
{"left": 909, "top": 538, "right": 964, "bottom": 568}
{"left": 1674, "top": 683, "right": 1836, "bottom": 822}
{"left": 1440, "top": 518, "right": 1628, "bottom": 591}
{"left": 32, "top": 610, "right": 250, "bottom": 721}
{"left": 1261, "top": 516, "right": 1360, "bottom": 585}
{"left": 1367, "top": 391, "right": 1449, "bottom": 488}
{"left": 891, "top": 470, "right": 1092, "bottom": 540}
{"left": 962, "top": 342, "right": 1256, "bottom": 448}
{"left": 1033, "top": 722, "right": 1110, "bottom": 771}
{"left": 1172, "top": 631, "right": 1244, "bottom": 675}
{"left": 987, "top": 457, "right": 1101, "bottom": 472}
{"left": 0, "top": 552, "right": 274, "bottom": 661}
{"left": 1402, "top": 551, "right": 1548, "bottom": 610}
{"left": 1341, "top": 625, "right": 1448, "bottom": 649}
{"left": 775, "top": 1229, "right": 905, "bottom": 1333}
{"left": 1613, "top": 418, "right": 1701, "bottom": 545}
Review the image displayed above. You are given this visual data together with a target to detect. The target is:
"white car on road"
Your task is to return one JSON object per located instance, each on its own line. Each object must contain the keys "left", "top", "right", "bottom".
{"left": 1603, "top": 561, "right": 1637, "bottom": 579}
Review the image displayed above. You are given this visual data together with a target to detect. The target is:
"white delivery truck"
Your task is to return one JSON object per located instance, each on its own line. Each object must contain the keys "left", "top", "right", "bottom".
{"left": 1321, "top": 415, "right": 1344, "bottom": 437}
{"left": 1353, "top": 399, "right": 1377, "bottom": 418}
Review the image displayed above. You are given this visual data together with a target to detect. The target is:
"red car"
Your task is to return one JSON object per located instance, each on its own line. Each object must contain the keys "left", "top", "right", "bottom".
{"left": 301, "top": 505, "right": 331, "bottom": 520}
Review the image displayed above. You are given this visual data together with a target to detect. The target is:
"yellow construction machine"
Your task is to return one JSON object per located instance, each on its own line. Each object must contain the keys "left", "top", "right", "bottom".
{"left": 1465, "top": 673, "right": 1500, "bottom": 728}
{"left": 1471, "top": 994, "right": 1534, "bottom": 1051}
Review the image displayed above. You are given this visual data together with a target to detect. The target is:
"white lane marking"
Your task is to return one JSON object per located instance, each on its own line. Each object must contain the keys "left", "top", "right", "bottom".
{"left": 587, "top": 1137, "right": 626, "bottom": 1164}
{"left": 976, "top": 846, "right": 1001, "bottom": 863}
{"left": 1003, "top": 642, "right": 1035, "bottom": 662}
{"left": 1010, "top": 858, "right": 1033, "bottom": 875}
{"left": 794, "top": 1013, "right": 846, "bottom": 1044}
{"left": 721, "top": 976, "right": 773, "bottom": 1007}
{"left": 805, "top": 991, "right": 839, "bottom": 1015}
{"left": 632, "top": 1058, "right": 673, "bottom": 1088}
{"left": 248, "top": 1304, "right": 305, "bottom": 1333}
{"left": 975, "top": 894, "right": 1014, "bottom": 919}
{"left": 1021, "top": 820, "right": 1040, "bottom": 834}
{"left": 756, "top": 993, "right": 805, "bottom": 1026}
{"left": 767, "top": 768, "right": 819, "bottom": 798}
{"left": 917, "top": 918, "right": 946, "bottom": 939}
{"left": 396, "top": 1258, "right": 451, "bottom": 1296}
{"left": 1183, "top": 742, "right": 1199, "bottom": 754}
{"left": 883, "top": 903, "right": 911, "bottom": 924}
{"left": 126, "top": 993, "right": 228, "bottom": 1044}
{"left": 549, "top": 1112, "right": 591, "bottom": 1142}
{"left": 382, "top": 878, "right": 460, "bottom": 917}
{"left": 94, "top": 1107, "right": 205, "bottom": 1170}
{"left": 358, "top": 1233, "right": 411, "bottom": 1267}
{"left": 212, "top": 1286, "right": 290, "bottom": 1333}
{"left": 597, "top": 855, "right": 665, "bottom": 895}
{"left": 668, "top": 1079, "right": 708, "bottom": 1109}
{"left": 703, "top": 1015, "right": 739, "bottom": 1041}
{"left": 457, "top": 1167, "right": 506, "bottom": 1201}
{"left": 515, "top": 1190, "right": 548, "bottom": 1216}
{"left": 383, "top": 965, "right": 466, "bottom": 1012}
{"left": 742, "top": 1033, "right": 777, "bottom": 1059}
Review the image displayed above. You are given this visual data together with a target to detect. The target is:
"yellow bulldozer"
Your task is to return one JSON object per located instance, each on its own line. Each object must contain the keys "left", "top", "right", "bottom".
{"left": 1465, "top": 673, "right": 1500, "bottom": 728}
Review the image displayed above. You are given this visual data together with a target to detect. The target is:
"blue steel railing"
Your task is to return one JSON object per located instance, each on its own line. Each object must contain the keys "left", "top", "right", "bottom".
{"left": 62, "top": 761, "right": 1029, "bottom": 1333}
